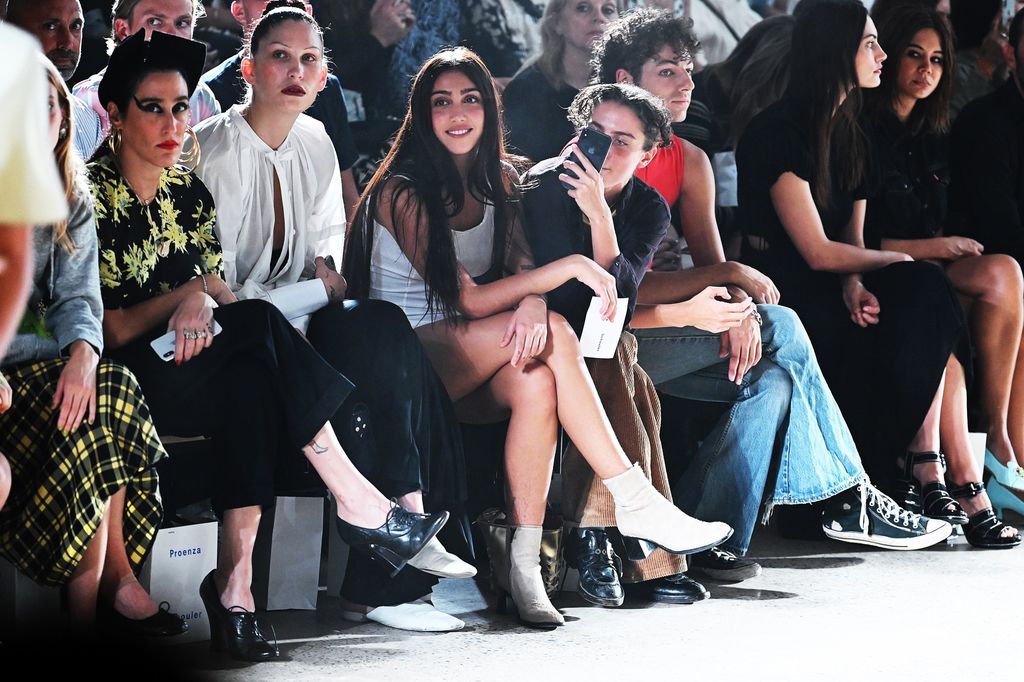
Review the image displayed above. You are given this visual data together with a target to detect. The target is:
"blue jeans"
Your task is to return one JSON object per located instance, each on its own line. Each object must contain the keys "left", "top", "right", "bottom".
{"left": 634, "top": 305, "right": 865, "bottom": 555}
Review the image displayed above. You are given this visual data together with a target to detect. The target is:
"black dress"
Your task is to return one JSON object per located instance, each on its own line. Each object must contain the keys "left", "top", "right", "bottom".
{"left": 863, "top": 110, "right": 949, "bottom": 248}
{"left": 736, "top": 99, "right": 967, "bottom": 488}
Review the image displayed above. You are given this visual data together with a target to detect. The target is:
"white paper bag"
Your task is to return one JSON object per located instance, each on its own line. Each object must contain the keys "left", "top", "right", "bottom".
{"left": 139, "top": 521, "right": 218, "bottom": 643}
{"left": 252, "top": 496, "right": 325, "bottom": 611}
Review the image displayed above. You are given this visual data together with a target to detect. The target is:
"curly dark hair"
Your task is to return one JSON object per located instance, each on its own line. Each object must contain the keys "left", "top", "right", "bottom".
{"left": 591, "top": 8, "right": 700, "bottom": 86}
{"left": 567, "top": 83, "right": 673, "bottom": 151}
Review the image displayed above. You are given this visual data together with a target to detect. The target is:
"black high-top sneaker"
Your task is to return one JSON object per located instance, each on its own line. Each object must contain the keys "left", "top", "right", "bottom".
{"left": 821, "top": 481, "right": 952, "bottom": 550}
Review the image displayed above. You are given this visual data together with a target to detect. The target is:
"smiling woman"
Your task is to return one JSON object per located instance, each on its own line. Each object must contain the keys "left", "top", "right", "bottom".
{"left": 345, "top": 47, "right": 733, "bottom": 630}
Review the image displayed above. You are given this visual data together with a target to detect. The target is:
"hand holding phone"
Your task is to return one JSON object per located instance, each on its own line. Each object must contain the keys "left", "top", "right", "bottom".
{"left": 150, "top": 320, "right": 223, "bottom": 362}
{"left": 560, "top": 127, "right": 612, "bottom": 191}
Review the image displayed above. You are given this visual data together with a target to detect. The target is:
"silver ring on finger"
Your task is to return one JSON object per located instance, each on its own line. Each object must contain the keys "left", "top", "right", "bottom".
{"left": 183, "top": 329, "right": 197, "bottom": 340}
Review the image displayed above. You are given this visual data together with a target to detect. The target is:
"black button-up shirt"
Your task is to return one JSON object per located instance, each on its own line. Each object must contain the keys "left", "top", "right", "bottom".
{"left": 521, "top": 157, "right": 670, "bottom": 335}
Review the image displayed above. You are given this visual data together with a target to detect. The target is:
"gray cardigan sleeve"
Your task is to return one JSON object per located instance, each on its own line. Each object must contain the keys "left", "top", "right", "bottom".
{"left": 44, "top": 193, "right": 104, "bottom": 356}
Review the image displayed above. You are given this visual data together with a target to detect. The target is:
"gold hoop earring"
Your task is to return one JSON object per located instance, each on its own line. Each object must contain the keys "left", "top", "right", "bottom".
{"left": 178, "top": 127, "right": 202, "bottom": 171}
{"left": 108, "top": 127, "right": 123, "bottom": 156}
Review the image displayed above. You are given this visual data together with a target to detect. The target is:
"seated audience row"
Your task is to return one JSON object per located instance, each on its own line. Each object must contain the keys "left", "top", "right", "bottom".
{"left": 1, "top": 0, "right": 1022, "bottom": 670}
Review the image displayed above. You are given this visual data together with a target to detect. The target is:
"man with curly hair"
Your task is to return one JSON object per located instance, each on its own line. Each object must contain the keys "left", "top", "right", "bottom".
{"left": 587, "top": 8, "right": 947, "bottom": 588}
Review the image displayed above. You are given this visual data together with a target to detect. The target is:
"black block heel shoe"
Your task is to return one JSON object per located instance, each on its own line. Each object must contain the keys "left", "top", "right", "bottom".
{"left": 199, "top": 570, "right": 279, "bottom": 662}
{"left": 901, "top": 451, "right": 968, "bottom": 525}
{"left": 949, "top": 482, "right": 1022, "bottom": 549}
{"left": 335, "top": 505, "right": 449, "bottom": 577}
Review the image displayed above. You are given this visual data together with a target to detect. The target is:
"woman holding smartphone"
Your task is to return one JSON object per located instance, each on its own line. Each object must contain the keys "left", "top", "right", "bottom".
{"left": 89, "top": 29, "right": 450, "bottom": 660}
{"left": 345, "top": 47, "right": 733, "bottom": 630}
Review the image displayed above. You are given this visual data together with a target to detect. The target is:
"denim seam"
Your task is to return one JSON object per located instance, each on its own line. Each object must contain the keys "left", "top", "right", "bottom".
{"left": 767, "top": 472, "right": 866, "bottom": 507}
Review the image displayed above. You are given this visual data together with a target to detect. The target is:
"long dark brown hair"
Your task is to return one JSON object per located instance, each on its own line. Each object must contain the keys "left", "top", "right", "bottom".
{"left": 704, "top": 15, "right": 795, "bottom": 147}
{"left": 864, "top": 4, "right": 955, "bottom": 135}
{"left": 786, "top": 0, "right": 871, "bottom": 206}
{"left": 343, "top": 47, "right": 522, "bottom": 324}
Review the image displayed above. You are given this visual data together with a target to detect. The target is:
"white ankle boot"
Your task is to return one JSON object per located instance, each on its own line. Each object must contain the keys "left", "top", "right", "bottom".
{"left": 603, "top": 464, "right": 733, "bottom": 560}
{"left": 497, "top": 526, "right": 564, "bottom": 629}
{"left": 408, "top": 537, "right": 477, "bottom": 579}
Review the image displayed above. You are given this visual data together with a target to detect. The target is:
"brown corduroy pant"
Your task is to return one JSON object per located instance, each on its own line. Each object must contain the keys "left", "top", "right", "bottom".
{"left": 560, "top": 332, "right": 686, "bottom": 583}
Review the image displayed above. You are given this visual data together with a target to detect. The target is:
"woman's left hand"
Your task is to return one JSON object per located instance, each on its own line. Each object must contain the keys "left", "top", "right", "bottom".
{"left": 719, "top": 314, "right": 762, "bottom": 385}
{"left": 560, "top": 145, "right": 612, "bottom": 224}
{"left": 500, "top": 295, "right": 549, "bottom": 368}
{"left": 53, "top": 340, "right": 98, "bottom": 433}
{"left": 842, "top": 276, "right": 881, "bottom": 327}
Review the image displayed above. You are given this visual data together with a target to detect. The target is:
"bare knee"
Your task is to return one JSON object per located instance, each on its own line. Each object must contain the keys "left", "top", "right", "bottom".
{"left": 506, "top": 361, "right": 558, "bottom": 413}
{"left": 545, "top": 311, "right": 582, "bottom": 354}
{"left": 980, "top": 255, "right": 1024, "bottom": 303}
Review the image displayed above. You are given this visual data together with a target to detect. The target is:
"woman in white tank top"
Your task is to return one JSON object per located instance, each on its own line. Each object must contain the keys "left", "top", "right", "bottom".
{"left": 344, "top": 48, "right": 732, "bottom": 630}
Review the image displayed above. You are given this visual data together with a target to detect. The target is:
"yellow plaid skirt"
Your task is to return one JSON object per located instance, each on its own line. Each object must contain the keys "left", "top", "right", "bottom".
{"left": 0, "top": 359, "right": 166, "bottom": 586}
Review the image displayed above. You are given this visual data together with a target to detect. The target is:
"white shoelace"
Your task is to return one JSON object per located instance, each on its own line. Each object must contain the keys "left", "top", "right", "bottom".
{"left": 859, "top": 483, "right": 922, "bottom": 534}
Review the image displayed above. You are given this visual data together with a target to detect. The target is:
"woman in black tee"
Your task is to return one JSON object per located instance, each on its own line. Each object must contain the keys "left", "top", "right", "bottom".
{"left": 863, "top": 4, "right": 1024, "bottom": 519}
{"left": 738, "top": 0, "right": 1018, "bottom": 548}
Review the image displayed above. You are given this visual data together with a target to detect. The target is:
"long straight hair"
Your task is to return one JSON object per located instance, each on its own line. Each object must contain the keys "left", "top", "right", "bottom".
{"left": 43, "top": 57, "right": 79, "bottom": 254}
{"left": 343, "top": 48, "right": 521, "bottom": 324}
{"left": 786, "top": 0, "right": 870, "bottom": 206}
{"left": 703, "top": 14, "right": 795, "bottom": 146}
{"left": 864, "top": 5, "right": 955, "bottom": 135}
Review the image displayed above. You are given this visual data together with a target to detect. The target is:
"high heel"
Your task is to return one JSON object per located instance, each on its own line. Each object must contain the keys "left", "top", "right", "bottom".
{"left": 901, "top": 452, "right": 968, "bottom": 525}
{"left": 603, "top": 464, "right": 732, "bottom": 559}
{"left": 987, "top": 478, "right": 1024, "bottom": 518}
{"left": 490, "top": 525, "right": 564, "bottom": 629}
{"left": 335, "top": 504, "right": 449, "bottom": 578}
{"left": 199, "top": 570, "right": 279, "bottom": 661}
{"left": 949, "top": 482, "right": 1022, "bottom": 550}
{"left": 984, "top": 449, "right": 1024, "bottom": 492}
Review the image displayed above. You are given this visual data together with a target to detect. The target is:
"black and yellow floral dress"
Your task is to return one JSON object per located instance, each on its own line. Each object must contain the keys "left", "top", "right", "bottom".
{"left": 89, "top": 155, "right": 223, "bottom": 308}
{"left": 88, "top": 154, "right": 353, "bottom": 516}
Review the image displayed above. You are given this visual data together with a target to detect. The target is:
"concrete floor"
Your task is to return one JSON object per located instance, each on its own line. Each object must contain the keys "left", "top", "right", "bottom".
{"left": 167, "top": 512, "right": 1024, "bottom": 682}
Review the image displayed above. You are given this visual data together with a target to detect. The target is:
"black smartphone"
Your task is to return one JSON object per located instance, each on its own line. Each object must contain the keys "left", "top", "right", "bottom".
{"left": 324, "top": 255, "right": 337, "bottom": 272}
{"left": 560, "top": 126, "right": 612, "bottom": 191}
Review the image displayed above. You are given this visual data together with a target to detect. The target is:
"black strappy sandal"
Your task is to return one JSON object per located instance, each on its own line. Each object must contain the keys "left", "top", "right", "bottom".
{"left": 900, "top": 451, "right": 968, "bottom": 525}
{"left": 948, "top": 482, "right": 1022, "bottom": 549}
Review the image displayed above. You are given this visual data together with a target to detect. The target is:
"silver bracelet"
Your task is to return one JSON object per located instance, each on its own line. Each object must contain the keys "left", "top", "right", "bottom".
{"left": 750, "top": 306, "right": 763, "bottom": 327}
{"left": 198, "top": 273, "right": 208, "bottom": 295}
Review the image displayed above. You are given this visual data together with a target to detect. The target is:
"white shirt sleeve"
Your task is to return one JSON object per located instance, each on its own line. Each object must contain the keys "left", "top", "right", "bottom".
{"left": 0, "top": 26, "right": 68, "bottom": 225}
{"left": 307, "top": 129, "right": 347, "bottom": 273}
